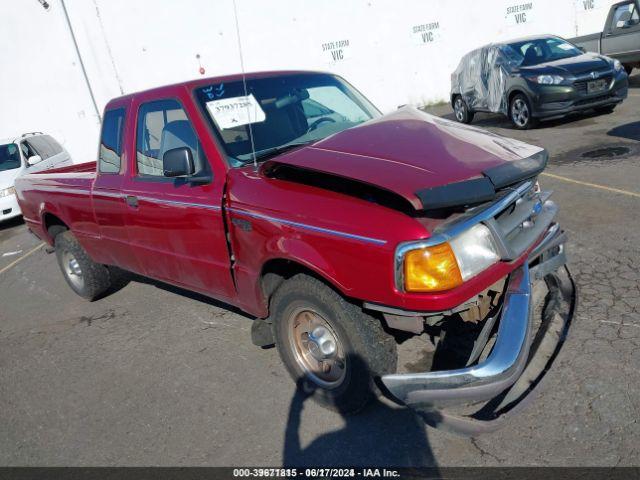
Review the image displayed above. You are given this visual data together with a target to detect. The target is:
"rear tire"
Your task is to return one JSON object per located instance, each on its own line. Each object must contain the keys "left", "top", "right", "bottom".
{"left": 54, "top": 230, "right": 112, "bottom": 301}
{"left": 509, "top": 93, "right": 538, "bottom": 130}
{"left": 453, "top": 95, "right": 474, "bottom": 124}
{"left": 271, "top": 274, "right": 397, "bottom": 413}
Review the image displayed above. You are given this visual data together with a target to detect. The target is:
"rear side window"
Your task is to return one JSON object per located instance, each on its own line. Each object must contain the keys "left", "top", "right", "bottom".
{"left": 25, "top": 135, "right": 63, "bottom": 160}
{"left": 99, "top": 108, "right": 126, "bottom": 173}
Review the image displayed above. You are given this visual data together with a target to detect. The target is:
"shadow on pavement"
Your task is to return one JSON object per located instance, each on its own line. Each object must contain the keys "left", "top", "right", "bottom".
{"left": 608, "top": 121, "right": 640, "bottom": 142}
{"left": 0, "top": 216, "right": 24, "bottom": 232}
{"left": 282, "top": 355, "right": 440, "bottom": 468}
{"left": 105, "top": 269, "right": 254, "bottom": 320}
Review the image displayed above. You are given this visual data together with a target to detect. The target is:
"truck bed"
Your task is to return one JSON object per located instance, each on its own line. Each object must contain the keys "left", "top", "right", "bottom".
{"left": 570, "top": 32, "right": 601, "bottom": 54}
{"left": 14, "top": 161, "right": 98, "bottom": 244}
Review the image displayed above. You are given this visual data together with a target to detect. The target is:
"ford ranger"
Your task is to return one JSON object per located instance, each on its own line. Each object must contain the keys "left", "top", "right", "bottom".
{"left": 571, "top": 0, "right": 640, "bottom": 75}
{"left": 15, "top": 71, "right": 574, "bottom": 434}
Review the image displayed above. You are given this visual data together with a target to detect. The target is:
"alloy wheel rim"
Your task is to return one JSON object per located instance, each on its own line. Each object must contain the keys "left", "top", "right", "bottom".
{"left": 288, "top": 307, "right": 346, "bottom": 388}
{"left": 512, "top": 99, "right": 529, "bottom": 127}
{"left": 455, "top": 98, "right": 465, "bottom": 121}
{"left": 62, "top": 250, "right": 84, "bottom": 289}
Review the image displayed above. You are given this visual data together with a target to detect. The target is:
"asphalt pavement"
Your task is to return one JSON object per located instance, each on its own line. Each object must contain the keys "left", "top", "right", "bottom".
{"left": 1, "top": 74, "right": 639, "bottom": 466}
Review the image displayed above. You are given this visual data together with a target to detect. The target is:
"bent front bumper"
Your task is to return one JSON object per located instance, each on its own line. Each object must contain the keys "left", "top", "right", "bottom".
{"left": 381, "top": 225, "right": 575, "bottom": 435}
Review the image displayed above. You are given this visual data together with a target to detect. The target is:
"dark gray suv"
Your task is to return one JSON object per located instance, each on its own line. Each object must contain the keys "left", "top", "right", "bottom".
{"left": 451, "top": 35, "right": 629, "bottom": 129}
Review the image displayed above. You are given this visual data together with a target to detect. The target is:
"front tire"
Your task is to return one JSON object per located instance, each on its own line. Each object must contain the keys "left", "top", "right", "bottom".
{"left": 54, "top": 230, "right": 112, "bottom": 301}
{"left": 624, "top": 64, "right": 633, "bottom": 76}
{"left": 271, "top": 274, "right": 397, "bottom": 413}
{"left": 453, "top": 95, "right": 474, "bottom": 124}
{"left": 509, "top": 93, "right": 538, "bottom": 130}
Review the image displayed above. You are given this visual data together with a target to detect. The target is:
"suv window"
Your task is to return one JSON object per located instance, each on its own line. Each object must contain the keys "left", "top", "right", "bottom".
{"left": 611, "top": 2, "right": 639, "bottom": 29}
{"left": 135, "top": 99, "right": 206, "bottom": 177}
{"left": 25, "top": 135, "right": 63, "bottom": 160}
{"left": 99, "top": 108, "right": 126, "bottom": 173}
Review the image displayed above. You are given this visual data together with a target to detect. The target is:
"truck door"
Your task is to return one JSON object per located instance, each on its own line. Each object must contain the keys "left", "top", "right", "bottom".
{"left": 120, "top": 93, "right": 236, "bottom": 301}
{"left": 601, "top": 1, "right": 640, "bottom": 63}
{"left": 91, "top": 106, "right": 142, "bottom": 273}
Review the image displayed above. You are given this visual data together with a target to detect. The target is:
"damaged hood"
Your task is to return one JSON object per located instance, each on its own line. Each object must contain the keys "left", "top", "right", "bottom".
{"left": 263, "top": 107, "right": 546, "bottom": 210}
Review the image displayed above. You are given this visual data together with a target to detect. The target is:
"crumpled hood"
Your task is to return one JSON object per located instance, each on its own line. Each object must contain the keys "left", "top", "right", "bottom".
{"left": 263, "top": 107, "right": 545, "bottom": 210}
{"left": 0, "top": 168, "right": 21, "bottom": 190}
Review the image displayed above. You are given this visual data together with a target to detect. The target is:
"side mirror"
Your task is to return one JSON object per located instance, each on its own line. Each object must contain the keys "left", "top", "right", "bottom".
{"left": 578, "top": 46, "right": 586, "bottom": 53}
{"left": 27, "top": 155, "right": 42, "bottom": 166}
{"left": 162, "top": 147, "right": 194, "bottom": 177}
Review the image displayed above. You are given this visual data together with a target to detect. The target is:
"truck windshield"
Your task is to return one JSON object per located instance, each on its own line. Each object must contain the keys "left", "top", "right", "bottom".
{"left": 195, "top": 73, "right": 381, "bottom": 165}
{"left": 0, "top": 143, "right": 21, "bottom": 172}
{"left": 506, "top": 37, "right": 582, "bottom": 67}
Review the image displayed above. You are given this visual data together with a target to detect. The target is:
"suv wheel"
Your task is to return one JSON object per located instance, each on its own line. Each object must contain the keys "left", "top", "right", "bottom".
{"left": 271, "top": 274, "right": 397, "bottom": 413}
{"left": 509, "top": 94, "right": 538, "bottom": 129}
{"left": 453, "top": 96, "right": 474, "bottom": 124}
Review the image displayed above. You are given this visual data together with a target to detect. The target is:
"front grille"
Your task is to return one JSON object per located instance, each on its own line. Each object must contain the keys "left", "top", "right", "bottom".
{"left": 574, "top": 75, "right": 612, "bottom": 95}
{"left": 574, "top": 94, "right": 613, "bottom": 106}
{"left": 484, "top": 183, "right": 556, "bottom": 261}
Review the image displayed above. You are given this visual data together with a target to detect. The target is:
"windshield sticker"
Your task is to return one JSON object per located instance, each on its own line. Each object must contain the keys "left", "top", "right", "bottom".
{"left": 203, "top": 83, "right": 225, "bottom": 100}
{"left": 206, "top": 94, "right": 266, "bottom": 130}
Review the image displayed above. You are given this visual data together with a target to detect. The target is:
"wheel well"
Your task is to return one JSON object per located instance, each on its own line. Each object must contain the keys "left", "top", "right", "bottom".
{"left": 508, "top": 89, "right": 525, "bottom": 107}
{"left": 259, "top": 258, "right": 348, "bottom": 314}
{"left": 43, "top": 213, "right": 68, "bottom": 241}
{"left": 451, "top": 93, "right": 460, "bottom": 107}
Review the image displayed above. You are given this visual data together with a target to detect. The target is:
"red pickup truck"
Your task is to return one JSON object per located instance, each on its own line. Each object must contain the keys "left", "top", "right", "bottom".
{"left": 15, "top": 71, "right": 574, "bottom": 434}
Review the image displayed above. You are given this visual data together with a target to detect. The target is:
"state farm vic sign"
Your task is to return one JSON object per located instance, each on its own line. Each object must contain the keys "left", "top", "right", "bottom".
{"left": 504, "top": 2, "right": 535, "bottom": 25}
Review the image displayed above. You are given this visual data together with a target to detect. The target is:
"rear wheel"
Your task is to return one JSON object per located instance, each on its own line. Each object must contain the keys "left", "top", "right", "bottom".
{"left": 271, "top": 274, "right": 397, "bottom": 413}
{"left": 453, "top": 96, "right": 474, "bottom": 124}
{"left": 54, "top": 230, "right": 112, "bottom": 300}
{"left": 509, "top": 93, "right": 538, "bottom": 130}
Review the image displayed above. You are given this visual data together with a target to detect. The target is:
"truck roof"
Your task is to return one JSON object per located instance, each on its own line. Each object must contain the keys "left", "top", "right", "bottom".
{"left": 105, "top": 70, "right": 331, "bottom": 109}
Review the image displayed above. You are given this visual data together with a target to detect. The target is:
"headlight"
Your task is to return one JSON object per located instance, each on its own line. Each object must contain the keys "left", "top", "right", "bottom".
{"left": 401, "top": 224, "right": 500, "bottom": 292}
{"left": 0, "top": 186, "right": 16, "bottom": 198}
{"left": 614, "top": 59, "right": 623, "bottom": 72}
{"left": 529, "top": 75, "right": 564, "bottom": 85}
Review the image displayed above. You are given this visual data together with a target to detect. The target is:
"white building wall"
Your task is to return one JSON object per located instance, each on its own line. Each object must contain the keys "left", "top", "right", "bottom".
{"left": 0, "top": 0, "right": 622, "bottom": 164}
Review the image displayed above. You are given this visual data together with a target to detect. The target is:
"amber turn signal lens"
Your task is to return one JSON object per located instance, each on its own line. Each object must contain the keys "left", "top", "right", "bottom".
{"left": 404, "top": 243, "right": 463, "bottom": 292}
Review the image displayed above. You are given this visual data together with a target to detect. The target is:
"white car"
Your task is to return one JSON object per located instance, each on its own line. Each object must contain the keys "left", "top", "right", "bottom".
{"left": 0, "top": 132, "right": 72, "bottom": 222}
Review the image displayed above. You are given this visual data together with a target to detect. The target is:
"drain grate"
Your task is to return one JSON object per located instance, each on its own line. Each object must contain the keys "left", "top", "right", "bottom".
{"left": 581, "top": 146, "right": 631, "bottom": 159}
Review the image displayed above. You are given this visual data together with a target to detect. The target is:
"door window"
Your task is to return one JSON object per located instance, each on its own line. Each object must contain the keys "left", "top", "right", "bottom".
{"left": 135, "top": 99, "right": 206, "bottom": 177}
{"left": 611, "top": 2, "right": 639, "bottom": 30}
{"left": 99, "top": 108, "right": 126, "bottom": 173}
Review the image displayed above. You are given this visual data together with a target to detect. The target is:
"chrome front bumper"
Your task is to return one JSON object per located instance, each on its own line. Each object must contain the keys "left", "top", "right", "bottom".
{"left": 381, "top": 224, "right": 575, "bottom": 435}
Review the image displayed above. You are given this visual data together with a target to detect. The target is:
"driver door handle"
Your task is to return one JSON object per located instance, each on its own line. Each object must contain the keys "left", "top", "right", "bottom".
{"left": 125, "top": 195, "right": 139, "bottom": 208}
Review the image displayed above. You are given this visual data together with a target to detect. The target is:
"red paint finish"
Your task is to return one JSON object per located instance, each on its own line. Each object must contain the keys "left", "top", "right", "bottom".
{"left": 15, "top": 71, "right": 549, "bottom": 319}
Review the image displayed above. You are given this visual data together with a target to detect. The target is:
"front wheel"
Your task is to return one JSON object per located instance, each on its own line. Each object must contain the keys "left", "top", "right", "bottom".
{"left": 509, "top": 93, "right": 538, "bottom": 130}
{"left": 271, "top": 274, "right": 397, "bottom": 413}
{"left": 54, "top": 230, "right": 113, "bottom": 301}
{"left": 453, "top": 96, "right": 474, "bottom": 124}
{"left": 624, "top": 64, "right": 634, "bottom": 76}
